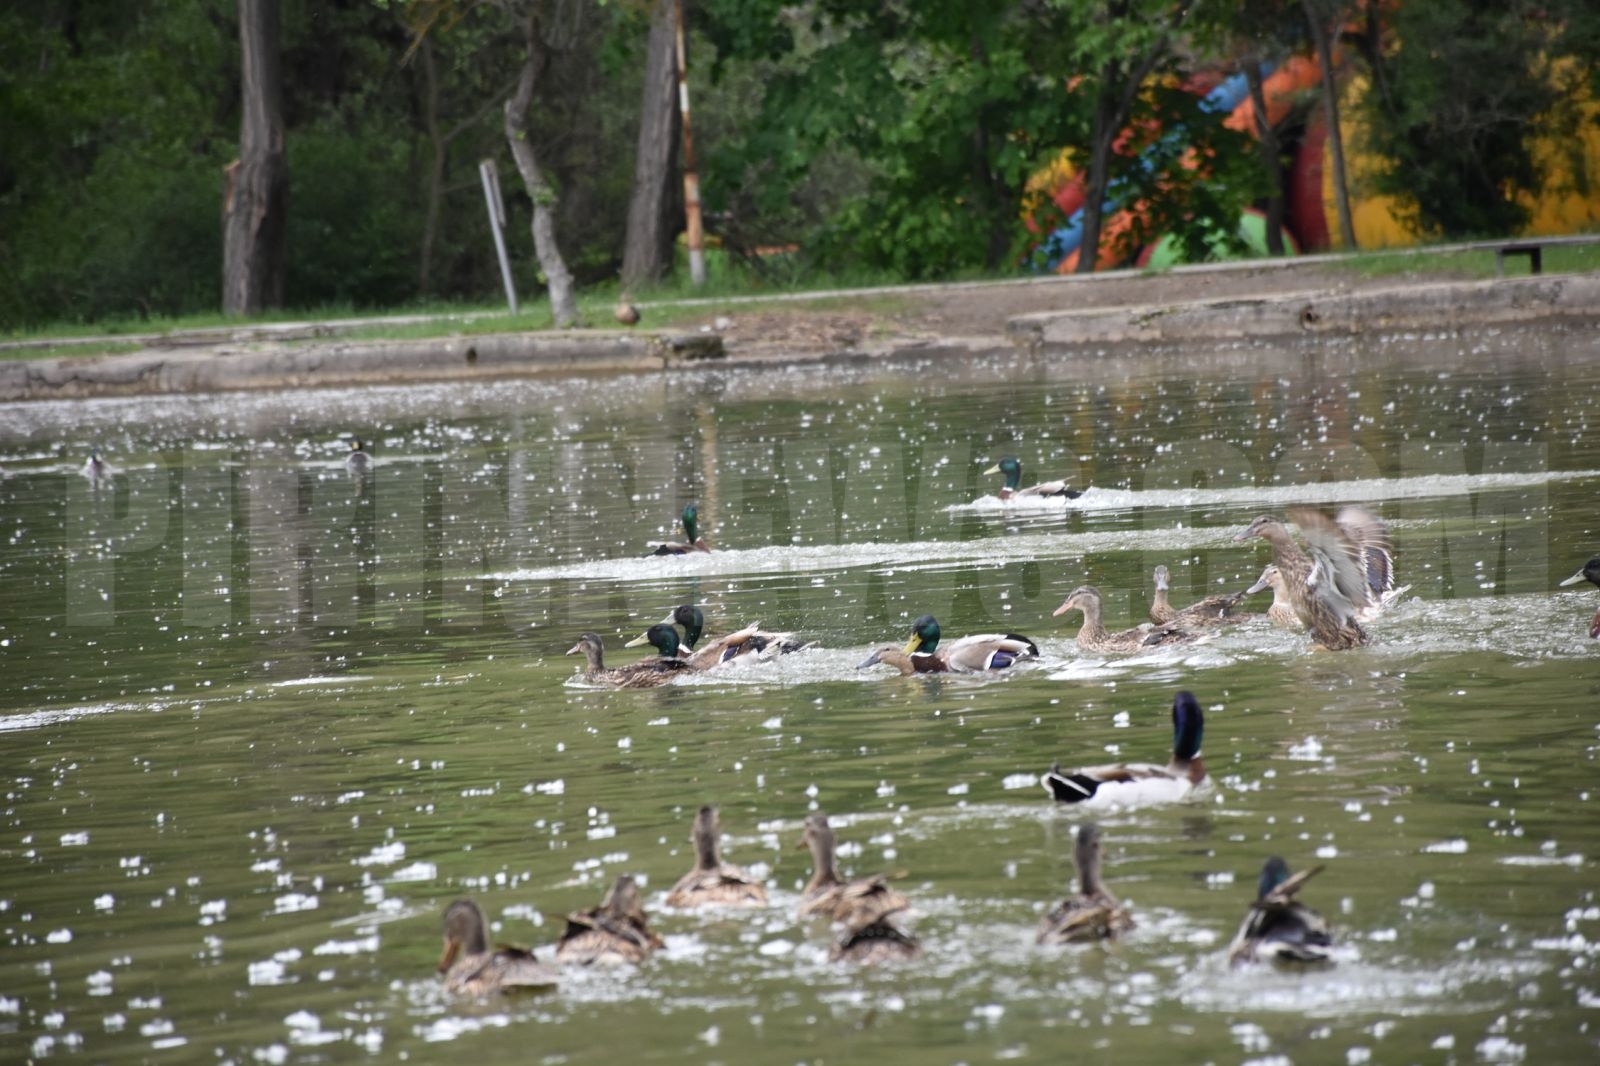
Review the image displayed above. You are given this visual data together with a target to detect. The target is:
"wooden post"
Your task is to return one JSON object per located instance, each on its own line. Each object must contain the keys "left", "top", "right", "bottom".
{"left": 673, "top": 0, "right": 705, "bottom": 287}
{"left": 479, "top": 160, "right": 519, "bottom": 315}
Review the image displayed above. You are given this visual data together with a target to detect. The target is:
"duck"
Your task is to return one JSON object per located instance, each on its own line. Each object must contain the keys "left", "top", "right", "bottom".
{"left": 1227, "top": 857, "right": 1333, "bottom": 966}
{"left": 1052, "top": 586, "right": 1195, "bottom": 653}
{"left": 82, "top": 448, "right": 109, "bottom": 484}
{"left": 1245, "top": 564, "right": 1301, "bottom": 628}
{"left": 1148, "top": 564, "right": 1252, "bottom": 627}
{"left": 1040, "top": 690, "right": 1208, "bottom": 808}
{"left": 555, "top": 874, "right": 664, "bottom": 966}
{"left": 1233, "top": 506, "right": 1402, "bottom": 649}
{"left": 648, "top": 503, "right": 711, "bottom": 556}
{"left": 345, "top": 437, "right": 372, "bottom": 473}
{"left": 436, "top": 898, "right": 559, "bottom": 995}
{"left": 982, "top": 456, "right": 1084, "bottom": 502}
{"left": 614, "top": 293, "right": 640, "bottom": 326}
{"left": 870, "top": 614, "right": 1039, "bottom": 673}
{"left": 664, "top": 805, "right": 769, "bottom": 908}
{"left": 1036, "top": 823, "right": 1135, "bottom": 944}
{"left": 638, "top": 604, "right": 808, "bottom": 667}
{"left": 565, "top": 631, "right": 693, "bottom": 688}
{"left": 1558, "top": 556, "right": 1600, "bottom": 639}
{"left": 829, "top": 908, "right": 922, "bottom": 965}
{"left": 795, "top": 812, "right": 910, "bottom": 927}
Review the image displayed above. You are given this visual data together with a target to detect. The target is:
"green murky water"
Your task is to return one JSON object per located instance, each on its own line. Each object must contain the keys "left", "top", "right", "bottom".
{"left": 2, "top": 324, "right": 1598, "bottom": 1063}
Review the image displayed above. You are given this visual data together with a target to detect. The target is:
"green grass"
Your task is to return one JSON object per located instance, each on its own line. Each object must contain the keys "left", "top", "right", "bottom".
{"left": 1332, "top": 241, "right": 1600, "bottom": 279}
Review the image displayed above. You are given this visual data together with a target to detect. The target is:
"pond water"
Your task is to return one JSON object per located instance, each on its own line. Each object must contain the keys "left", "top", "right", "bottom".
{"left": 2, "top": 323, "right": 1598, "bottom": 1064}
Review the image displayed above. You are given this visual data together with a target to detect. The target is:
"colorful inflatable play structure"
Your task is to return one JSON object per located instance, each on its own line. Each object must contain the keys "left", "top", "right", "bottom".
{"left": 1028, "top": 46, "right": 1600, "bottom": 272}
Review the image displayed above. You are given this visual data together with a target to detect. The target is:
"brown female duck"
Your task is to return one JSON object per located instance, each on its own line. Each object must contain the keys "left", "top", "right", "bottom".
{"left": 796, "top": 812, "right": 910, "bottom": 926}
{"left": 829, "top": 907, "right": 922, "bottom": 965}
{"left": 1036, "top": 823, "right": 1135, "bottom": 944}
{"left": 1245, "top": 564, "right": 1301, "bottom": 628}
{"left": 555, "top": 874, "right": 664, "bottom": 966}
{"left": 1053, "top": 586, "right": 1194, "bottom": 652}
{"left": 436, "top": 898, "right": 559, "bottom": 995}
{"left": 664, "top": 805, "right": 769, "bottom": 909}
{"left": 1558, "top": 556, "right": 1600, "bottom": 639}
{"left": 1148, "top": 564, "right": 1251, "bottom": 627}
{"left": 565, "top": 631, "right": 693, "bottom": 688}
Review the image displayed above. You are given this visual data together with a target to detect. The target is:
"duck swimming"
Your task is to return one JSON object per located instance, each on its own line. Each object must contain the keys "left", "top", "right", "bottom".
{"left": 1036, "top": 823, "right": 1134, "bottom": 944}
{"left": 865, "top": 614, "right": 1039, "bottom": 674}
{"left": 344, "top": 437, "right": 371, "bottom": 473}
{"left": 1245, "top": 564, "right": 1301, "bottom": 628}
{"left": 1234, "top": 506, "right": 1400, "bottom": 649}
{"left": 83, "top": 448, "right": 109, "bottom": 484}
{"left": 796, "top": 812, "right": 910, "bottom": 927}
{"left": 1148, "top": 564, "right": 1252, "bottom": 627}
{"left": 829, "top": 907, "right": 922, "bottom": 965}
{"left": 648, "top": 503, "right": 711, "bottom": 556}
{"left": 1041, "top": 690, "right": 1208, "bottom": 809}
{"left": 1558, "top": 556, "right": 1600, "bottom": 639}
{"left": 634, "top": 604, "right": 807, "bottom": 667}
{"left": 1227, "top": 857, "right": 1333, "bottom": 966}
{"left": 982, "top": 456, "right": 1083, "bottom": 501}
{"left": 436, "top": 898, "right": 559, "bottom": 995}
{"left": 565, "top": 631, "right": 692, "bottom": 688}
{"left": 664, "top": 805, "right": 769, "bottom": 909}
{"left": 555, "top": 874, "right": 663, "bottom": 966}
{"left": 1053, "top": 586, "right": 1195, "bottom": 653}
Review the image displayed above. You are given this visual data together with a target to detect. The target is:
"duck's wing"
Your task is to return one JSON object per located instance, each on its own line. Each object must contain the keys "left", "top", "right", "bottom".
{"left": 687, "top": 622, "right": 763, "bottom": 668}
{"left": 1037, "top": 893, "right": 1133, "bottom": 944}
{"left": 830, "top": 919, "right": 921, "bottom": 963}
{"left": 1172, "top": 591, "right": 1250, "bottom": 626}
{"left": 665, "top": 866, "right": 768, "bottom": 908}
{"left": 616, "top": 657, "right": 694, "bottom": 687}
{"left": 1333, "top": 506, "right": 1397, "bottom": 606}
{"left": 939, "top": 633, "right": 1040, "bottom": 671}
{"left": 1233, "top": 900, "right": 1334, "bottom": 964}
{"left": 1015, "top": 479, "right": 1083, "bottom": 499}
{"left": 485, "top": 945, "right": 560, "bottom": 990}
{"left": 1263, "top": 863, "right": 1325, "bottom": 903}
{"left": 1288, "top": 508, "right": 1374, "bottom": 622}
{"left": 1040, "top": 760, "right": 1176, "bottom": 804}
{"left": 832, "top": 876, "right": 911, "bottom": 927}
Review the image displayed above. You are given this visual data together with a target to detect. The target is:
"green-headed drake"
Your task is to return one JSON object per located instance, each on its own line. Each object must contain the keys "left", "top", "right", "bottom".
{"left": 863, "top": 614, "right": 1038, "bottom": 674}
{"left": 648, "top": 503, "right": 711, "bottom": 556}
{"left": 1041, "top": 691, "right": 1207, "bottom": 809}
{"left": 1559, "top": 556, "right": 1600, "bottom": 639}
{"left": 1227, "top": 857, "right": 1333, "bottom": 967}
{"left": 1037, "top": 823, "right": 1135, "bottom": 945}
{"left": 437, "top": 898, "right": 559, "bottom": 995}
{"left": 633, "top": 604, "right": 807, "bottom": 667}
{"left": 983, "top": 456, "right": 1084, "bottom": 501}
{"left": 664, "top": 805, "right": 768, "bottom": 909}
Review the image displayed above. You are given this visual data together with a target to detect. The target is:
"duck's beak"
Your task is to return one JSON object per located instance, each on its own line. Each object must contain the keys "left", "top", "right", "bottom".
{"left": 857, "top": 649, "right": 884, "bottom": 670}
{"left": 1051, "top": 597, "right": 1076, "bottom": 617}
{"left": 982, "top": 463, "right": 1001, "bottom": 475}
{"left": 1559, "top": 568, "right": 1589, "bottom": 587}
{"left": 794, "top": 833, "right": 810, "bottom": 852}
{"left": 1245, "top": 573, "right": 1272, "bottom": 596}
{"left": 1231, "top": 522, "right": 1257, "bottom": 543}
{"left": 657, "top": 610, "right": 677, "bottom": 625}
{"left": 623, "top": 631, "right": 651, "bottom": 648}
{"left": 900, "top": 634, "right": 921, "bottom": 656}
{"left": 437, "top": 937, "right": 460, "bottom": 973}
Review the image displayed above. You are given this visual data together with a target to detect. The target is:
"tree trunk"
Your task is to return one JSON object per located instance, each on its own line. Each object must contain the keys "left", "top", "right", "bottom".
{"left": 418, "top": 37, "right": 445, "bottom": 296}
{"left": 1243, "top": 56, "right": 1286, "bottom": 256}
{"left": 504, "top": 8, "right": 579, "bottom": 327}
{"left": 1076, "top": 76, "right": 1119, "bottom": 274}
{"left": 620, "top": 0, "right": 681, "bottom": 290}
{"left": 1304, "top": 0, "right": 1357, "bottom": 249}
{"left": 222, "top": 0, "right": 287, "bottom": 315}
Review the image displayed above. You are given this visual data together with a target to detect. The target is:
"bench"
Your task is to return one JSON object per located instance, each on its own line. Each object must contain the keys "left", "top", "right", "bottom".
{"left": 1490, "top": 233, "right": 1600, "bottom": 277}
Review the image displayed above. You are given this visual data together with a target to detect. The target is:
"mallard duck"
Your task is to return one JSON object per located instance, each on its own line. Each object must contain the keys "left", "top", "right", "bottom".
{"left": 879, "top": 614, "right": 1039, "bottom": 673}
{"left": 648, "top": 503, "right": 711, "bottom": 556}
{"left": 437, "top": 898, "right": 559, "bottom": 995}
{"left": 1558, "top": 557, "right": 1600, "bottom": 639}
{"left": 1052, "top": 586, "right": 1195, "bottom": 652}
{"left": 796, "top": 812, "right": 910, "bottom": 926}
{"left": 1227, "top": 857, "right": 1333, "bottom": 966}
{"left": 664, "top": 805, "right": 768, "bottom": 908}
{"left": 1148, "top": 564, "right": 1252, "bottom": 627}
{"left": 983, "top": 456, "right": 1083, "bottom": 501}
{"left": 634, "top": 605, "right": 807, "bottom": 667}
{"left": 82, "top": 448, "right": 109, "bottom": 484}
{"left": 829, "top": 910, "right": 922, "bottom": 965}
{"left": 1234, "top": 507, "right": 1401, "bottom": 648}
{"left": 1245, "top": 564, "right": 1301, "bottom": 628}
{"left": 345, "top": 437, "right": 371, "bottom": 473}
{"left": 1040, "top": 690, "right": 1208, "bottom": 808}
{"left": 614, "top": 293, "right": 640, "bottom": 326}
{"left": 1036, "top": 823, "right": 1135, "bottom": 944}
{"left": 555, "top": 874, "right": 664, "bottom": 966}
{"left": 565, "top": 631, "right": 692, "bottom": 688}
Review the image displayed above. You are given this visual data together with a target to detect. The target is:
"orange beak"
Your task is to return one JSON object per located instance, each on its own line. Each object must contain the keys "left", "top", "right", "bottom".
{"left": 436, "top": 937, "right": 460, "bottom": 973}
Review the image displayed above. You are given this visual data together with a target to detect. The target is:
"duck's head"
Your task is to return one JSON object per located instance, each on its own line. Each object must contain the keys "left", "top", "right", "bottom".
{"left": 796, "top": 811, "right": 836, "bottom": 856}
{"left": 1074, "top": 822, "right": 1105, "bottom": 891}
{"left": 983, "top": 456, "right": 1023, "bottom": 490}
{"left": 624, "top": 623, "right": 682, "bottom": 657}
{"left": 566, "top": 632, "right": 605, "bottom": 656}
{"left": 438, "top": 898, "right": 489, "bottom": 971}
{"left": 903, "top": 615, "right": 941, "bottom": 655}
{"left": 1152, "top": 565, "right": 1171, "bottom": 592}
{"left": 1172, "top": 690, "right": 1204, "bottom": 761}
{"left": 1256, "top": 856, "right": 1292, "bottom": 901}
{"left": 1559, "top": 557, "right": 1600, "bottom": 590}
{"left": 348, "top": 438, "right": 366, "bottom": 453}
{"left": 691, "top": 804, "right": 721, "bottom": 866}
{"left": 662, "top": 604, "right": 705, "bottom": 647}
{"left": 1052, "top": 585, "right": 1101, "bottom": 618}
{"left": 1246, "top": 564, "right": 1284, "bottom": 596}
{"left": 680, "top": 503, "right": 700, "bottom": 542}
{"left": 1234, "top": 514, "right": 1285, "bottom": 543}
{"left": 602, "top": 874, "right": 646, "bottom": 921}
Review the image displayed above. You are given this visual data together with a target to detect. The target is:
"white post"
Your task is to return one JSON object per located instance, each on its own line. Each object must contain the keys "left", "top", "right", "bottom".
{"left": 674, "top": 0, "right": 706, "bottom": 287}
{"left": 479, "top": 159, "right": 519, "bottom": 314}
